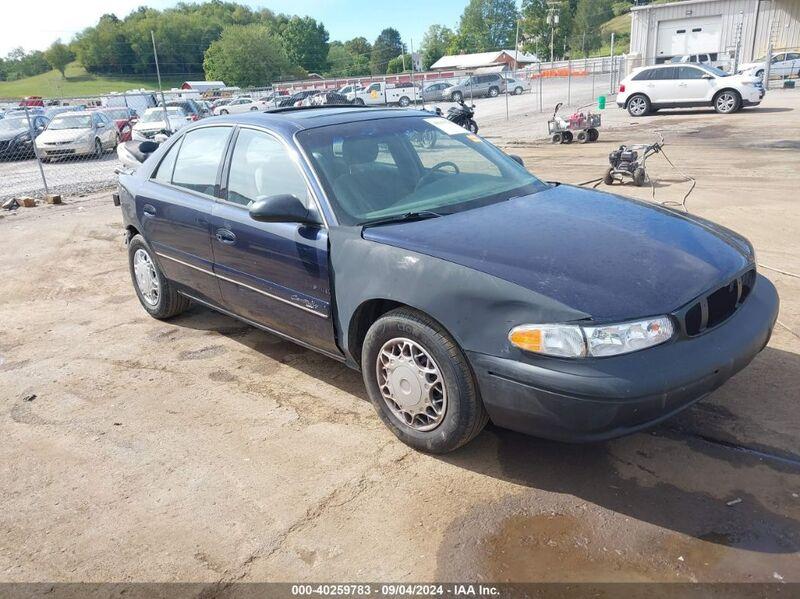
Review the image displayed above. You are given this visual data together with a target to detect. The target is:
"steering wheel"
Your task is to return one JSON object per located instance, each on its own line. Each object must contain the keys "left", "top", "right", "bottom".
{"left": 416, "top": 161, "right": 460, "bottom": 190}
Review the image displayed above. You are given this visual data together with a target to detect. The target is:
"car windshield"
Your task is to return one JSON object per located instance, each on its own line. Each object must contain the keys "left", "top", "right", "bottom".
{"left": 142, "top": 108, "right": 184, "bottom": 122}
{"left": 49, "top": 115, "right": 92, "bottom": 130}
{"left": 698, "top": 64, "right": 729, "bottom": 77}
{"left": 297, "top": 116, "right": 548, "bottom": 225}
{"left": 0, "top": 118, "right": 28, "bottom": 133}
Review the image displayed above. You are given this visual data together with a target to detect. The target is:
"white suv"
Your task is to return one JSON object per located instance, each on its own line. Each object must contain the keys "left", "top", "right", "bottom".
{"left": 616, "top": 63, "right": 764, "bottom": 116}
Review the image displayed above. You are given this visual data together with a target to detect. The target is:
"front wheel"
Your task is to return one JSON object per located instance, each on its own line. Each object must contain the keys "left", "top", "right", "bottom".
{"left": 468, "top": 119, "right": 478, "bottom": 134}
{"left": 219, "top": 109, "right": 229, "bottom": 115}
{"left": 451, "top": 91, "right": 463, "bottom": 103}
{"left": 714, "top": 90, "right": 741, "bottom": 114}
{"left": 361, "top": 308, "right": 488, "bottom": 453}
{"left": 398, "top": 96, "right": 410, "bottom": 107}
{"left": 514, "top": 86, "right": 523, "bottom": 95}
{"left": 94, "top": 138, "right": 103, "bottom": 158}
{"left": 488, "top": 86, "right": 499, "bottom": 97}
{"left": 128, "top": 235, "right": 190, "bottom": 319}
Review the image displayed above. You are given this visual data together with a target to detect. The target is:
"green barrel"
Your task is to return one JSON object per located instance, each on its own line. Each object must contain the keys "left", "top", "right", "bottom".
{"left": 598, "top": 95, "right": 606, "bottom": 109}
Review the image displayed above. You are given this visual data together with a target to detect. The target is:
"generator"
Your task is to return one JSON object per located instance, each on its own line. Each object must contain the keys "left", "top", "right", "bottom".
{"left": 604, "top": 136, "right": 664, "bottom": 187}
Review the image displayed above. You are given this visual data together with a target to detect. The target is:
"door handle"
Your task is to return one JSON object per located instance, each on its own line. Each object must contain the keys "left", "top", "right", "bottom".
{"left": 215, "top": 229, "right": 236, "bottom": 245}
{"left": 142, "top": 204, "right": 156, "bottom": 217}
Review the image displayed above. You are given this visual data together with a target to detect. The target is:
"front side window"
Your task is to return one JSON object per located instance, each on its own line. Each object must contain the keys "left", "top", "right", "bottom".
{"left": 298, "top": 116, "right": 546, "bottom": 225}
{"left": 226, "top": 129, "right": 310, "bottom": 207}
{"left": 171, "top": 127, "right": 231, "bottom": 195}
{"left": 678, "top": 66, "right": 705, "bottom": 79}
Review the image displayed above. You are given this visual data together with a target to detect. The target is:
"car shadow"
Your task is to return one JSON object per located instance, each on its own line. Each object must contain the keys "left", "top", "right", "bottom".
{"left": 171, "top": 306, "right": 800, "bottom": 554}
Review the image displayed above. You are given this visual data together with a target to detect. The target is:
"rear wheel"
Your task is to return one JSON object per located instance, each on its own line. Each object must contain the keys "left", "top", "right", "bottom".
{"left": 398, "top": 96, "right": 411, "bottom": 107}
{"left": 576, "top": 130, "right": 588, "bottom": 144}
{"left": 94, "top": 138, "right": 103, "bottom": 158}
{"left": 220, "top": 109, "right": 229, "bottom": 115}
{"left": 604, "top": 168, "right": 615, "bottom": 185}
{"left": 249, "top": 106, "right": 258, "bottom": 111}
{"left": 587, "top": 128, "right": 599, "bottom": 142}
{"left": 514, "top": 86, "right": 523, "bottom": 95}
{"left": 561, "top": 131, "right": 573, "bottom": 144}
{"left": 714, "top": 90, "right": 741, "bottom": 114}
{"left": 633, "top": 167, "right": 646, "bottom": 187}
{"left": 627, "top": 94, "right": 650, "bottom": 117}
{"left": 128, "top": 235, "right": 190, "bottom": 319}
{"left": 488, "top": 86, "right": 499, "bottom": 98}
{"left": 361, "top": 308, "right": 488, "bottom": 453}
{"left": 354, "top": 98, "right": 365, "bottom": 106}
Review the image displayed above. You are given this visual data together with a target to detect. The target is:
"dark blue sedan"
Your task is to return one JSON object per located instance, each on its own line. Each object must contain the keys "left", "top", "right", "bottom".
{"left": 116, "top": 107, "right": 779, "bottom": 453}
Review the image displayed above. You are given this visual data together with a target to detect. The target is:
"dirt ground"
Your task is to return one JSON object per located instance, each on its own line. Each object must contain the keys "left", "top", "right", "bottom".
{"left": 1, "top": 90, "right": 799, "bottom": 586}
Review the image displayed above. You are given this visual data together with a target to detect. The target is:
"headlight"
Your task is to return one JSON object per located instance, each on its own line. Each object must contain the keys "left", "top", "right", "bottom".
{"left": 509, "top": 316, "right": 674, "bottom": 359}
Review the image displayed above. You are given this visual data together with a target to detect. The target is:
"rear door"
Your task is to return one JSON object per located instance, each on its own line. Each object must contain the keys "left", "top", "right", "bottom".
{"left": 135, "top": 125, "right": 233, "bottom": 304}
{"left": 210, "top": 126, "right": 338, "bottom": 355}
{"left": 649, "top": 66, "right": 680, "bottom": 103}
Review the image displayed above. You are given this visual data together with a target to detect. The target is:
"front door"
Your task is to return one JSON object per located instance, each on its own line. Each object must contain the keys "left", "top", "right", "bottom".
{"left": 210, "top": 127, "right": 338, "bottom": 356}
{"left": 136, "top": 126, "right": 233, "bottom": 304}
{"left": 674, "top": 66, "right": 712, "bottom": 103}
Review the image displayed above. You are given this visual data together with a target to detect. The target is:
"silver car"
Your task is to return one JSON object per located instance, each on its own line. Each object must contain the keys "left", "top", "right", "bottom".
{"left": 504, "top": 77, "right": 531, "bottom": 95}
{"left": 443, "top": 73, "right": 507, "bottom": 102}
{"left": 421, "top": 81, "right": 451, "bottom": 102}
{"left": 35, "top": 111, "right": 118, "bottom": 162}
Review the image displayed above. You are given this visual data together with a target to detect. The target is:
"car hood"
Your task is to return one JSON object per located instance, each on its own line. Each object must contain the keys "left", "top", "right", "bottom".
{"left": 362, "top": 185, "right": 754, "bottom": 321}
{"left": 134, "top": 118, "right": 185, "bottom": 131}
{"left": 37, "top": 129, "right": 92, "bottom": 143}
{"left": 0, "top": 130, "right": 28, "bottom": 141}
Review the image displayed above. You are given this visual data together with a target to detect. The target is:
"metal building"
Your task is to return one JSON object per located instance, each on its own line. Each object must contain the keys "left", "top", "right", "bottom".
{"left": 629, "top": 0, "right": 800, "bottom": 65}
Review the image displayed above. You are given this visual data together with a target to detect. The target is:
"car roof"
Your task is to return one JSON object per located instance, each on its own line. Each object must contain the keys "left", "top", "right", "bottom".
{"left": 207, "top": 107, "right": 426, "bottom": 134}
{"left": 52, "top": 110, "right": 93, "bottom": 117}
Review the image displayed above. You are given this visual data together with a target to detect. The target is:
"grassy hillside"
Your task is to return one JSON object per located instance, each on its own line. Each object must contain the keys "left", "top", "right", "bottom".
{"left": 0, "top": 62, "right": 195, "bottom": 100}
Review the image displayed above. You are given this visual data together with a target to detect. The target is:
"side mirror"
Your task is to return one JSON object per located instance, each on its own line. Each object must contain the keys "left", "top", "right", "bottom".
{"left": 508, "top": 154, "right": 524, "bottom": 167}
{"left": 97, "top": 122, "right": 105, "bottom": 128}
{"left": 249, "top": 194, "right": 318, "bottom": 224}
{"left": 138, "top": 141, "right": 159, "bottom": 154}
{"left": 702, "top": 74, "right": 714, "bottom": 79}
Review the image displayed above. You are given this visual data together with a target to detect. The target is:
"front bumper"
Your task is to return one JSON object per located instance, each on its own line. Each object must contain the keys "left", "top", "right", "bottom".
{"left": 37, "top": 138, "right": 95, "bottom": 157}
{"left": 467, "top": 274, "right": 779, "bottom": 442}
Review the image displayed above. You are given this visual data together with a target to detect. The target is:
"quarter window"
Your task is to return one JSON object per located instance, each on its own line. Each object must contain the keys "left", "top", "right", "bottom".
{"left": 226, "top": 129, "right": 310, "bottom": 207}
{"left": 171, "top": 127, "right": 231, "bottom": 195}
{"left": 152, "top": 138, "right": 182, "bottom": 184}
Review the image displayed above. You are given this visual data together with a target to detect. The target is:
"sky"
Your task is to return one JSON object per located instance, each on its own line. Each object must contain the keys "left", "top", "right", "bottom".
{"left": 0, "top": 0, "right": 478, "bottom": 56}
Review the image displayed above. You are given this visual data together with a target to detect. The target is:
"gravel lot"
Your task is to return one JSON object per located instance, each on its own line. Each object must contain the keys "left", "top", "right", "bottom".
{"left": 1, "top": 89, "right": 798, "bottom": 587}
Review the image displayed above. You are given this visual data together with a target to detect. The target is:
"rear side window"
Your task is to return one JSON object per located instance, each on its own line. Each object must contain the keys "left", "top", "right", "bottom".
{"left": 171, "top": 127, "right": 231, "bottom": 195}
{"left": 651, "top": 67, "right": 678, "bottom": 80}
{"left": 633, "top": 69, "right": 655, "bottom": 81}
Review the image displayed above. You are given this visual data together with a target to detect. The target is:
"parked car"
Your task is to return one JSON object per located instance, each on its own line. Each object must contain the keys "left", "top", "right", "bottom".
{"left": 302, "top": 91, "right": 352, "bottom": 107}
{"left": 213, "top": 97, "right": 268, "bottom": 115}
{"left": 277, "top": 90, "right": 318, "bottom": 107}
{"left": 116, "top": 107, "right": 778, "bottom": 453}
{"left": 443, "top": 74, "right": 507, "bottom": 102}
{"left": 131, "top": 107, "right": 191, "bottom": 141}
{"left": 503, "top": 77, "right": 530, "bottom": 95}
{"left": 99, "top": 107, "right": 138, "bottom": 142}
{"left": 737, "top": 51, "right": 800, "bottom": 79}
{"left": 420, "top": 81, "right": 451, "bottom": 102}
{"left": 19, "top": 96, "right": 45, "bottom": 107}
{"left": 161, "top": 99, "right": 203, "bottom": 121}
{"left": 338, "top": 84, "right": 363, "bottom": 96}
{"left": 0, "top": 115, "right": 48, "bottom": 160}
{"left": 617, "top": 63, "right": 763, "bottom": 116}
{"left": 35, "top": 111, "right": 117, "bottom": 161}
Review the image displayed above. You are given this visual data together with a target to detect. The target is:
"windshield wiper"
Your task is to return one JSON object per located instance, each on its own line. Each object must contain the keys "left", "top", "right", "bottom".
{"left": 360, "top": 210, "right": 444, "bottom": 227}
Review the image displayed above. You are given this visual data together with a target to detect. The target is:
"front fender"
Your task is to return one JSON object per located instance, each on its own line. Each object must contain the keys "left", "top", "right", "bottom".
{"left": 329, "top": 228, "right": 589, "bottom": 365}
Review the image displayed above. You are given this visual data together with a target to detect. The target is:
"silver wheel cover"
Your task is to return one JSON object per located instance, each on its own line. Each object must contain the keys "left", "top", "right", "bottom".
{"left": 133, "top": 248, "right": 160, "bottom": 306}
{"left": 376, "top": 337, "right": 447, "bottom": 431}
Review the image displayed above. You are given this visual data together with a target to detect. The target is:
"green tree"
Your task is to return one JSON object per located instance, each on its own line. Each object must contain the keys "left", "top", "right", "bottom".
{"left": 281, "top": 16, "right": 329, "bottom": 74}
{"left": 326, "top": 41, "right": 370, "bottom": 77}
{"left": 386, "top": 53, "right": 413, "bottom": 74}
{"left": 520, "top": 0, "right": 573, "bottom": 60}
{"left": 44, "top": 40, "right": 75, "bottom": 78}
{"left": 420, "top": 25, "right": 454, "bottom": 70}
{"left": 453, "top": 0, "right": 518, "bottom": 53}
{"left": 204, "top": 24, "right": 296, "bottom": 86}
{"left": 344, "top": 37, "right": 371, "bottom": 60}
{"left": 570, "top": 0, "right": 614, "bottom": 56}
{"left": 370, "top": 28, "right": 404, "bottom": 74}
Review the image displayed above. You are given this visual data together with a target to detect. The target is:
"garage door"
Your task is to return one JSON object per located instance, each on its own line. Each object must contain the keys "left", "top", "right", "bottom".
{"left": 656, "top": 15, "right": 722, "bottom": 59}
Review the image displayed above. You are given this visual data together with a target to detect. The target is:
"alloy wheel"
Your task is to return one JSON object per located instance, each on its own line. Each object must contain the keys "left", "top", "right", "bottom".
{"left": 133, "top": 249, "right": 160, "bottom": 306}
{"left": 716, "top": 92, "right": 737, "bottom": 113}
{"left": 628, "top": 96, "right": 647, "bottom": 116}
{"left": 376, "top": 337, "right": 447, "bottom": 432}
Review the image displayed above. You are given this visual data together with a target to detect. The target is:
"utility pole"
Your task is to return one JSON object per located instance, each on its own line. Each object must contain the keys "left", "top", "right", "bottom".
{"left": 409, "top": 38, "right": 418, "bottom": 108}
{"left": 151, "top": 31, "right": 171, "bottom": 133}
{"left": 547, "top": 2, "right": 560, "bottom": 63}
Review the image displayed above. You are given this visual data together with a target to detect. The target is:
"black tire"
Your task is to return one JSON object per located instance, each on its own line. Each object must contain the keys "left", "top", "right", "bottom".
{"left": 40, "top": 156, "right": 51, "bottom": 164}
{"left": 576, "top": 131, "right": 588, "bottom": 144}
{"left": 552, "top": 133, "right": 562, "bottom": 144}
{"left": 488, "top": 86, "right": 499, "bottom": 98}
{"left": 633, "top": 167, "right": 646, "bottom": 187}
{"left": 94, "top": 138, "right": 103, "bottom": 158}
{"left": 361, "top": 308, "right": 488, "bottom": 453}
{"left": 604, "top": 167, "right": 615, "bottom": 185}
{"left": 354, "top": 98, "right": 365, "bottom": 106}
{"left": 714, "top": 89, "right": 741, "bottom": 114}
{"left": 398, "top": 96, "right": 410, "bottom": 107}
{"left": 587, "top": 128, "right": 599, "bottom": 142}
{"left": 756, "top": 69, "right": 764, "bottom": 79}
{"left": 249, "top": 106, "right": 258, "bottom": 111}
{"left": 452, "top": 91, "right": 463, "bottom": 103}
{"left": 220, "top": 109, "right": 229, "bottom": 115}
{"left": 627, "top": 93, "right": 651, "bottom": 117}
{"left": 514, "top": 86, "right": 523, "bottom": 95}
{"left": 561, "top": 131, "right": 573, "bottom": 144}
{"left": 128, "top": 234, "right": 190, "bottom": 319}
{"left": 468, "top": 119, "right": 478, "bottom": 134}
